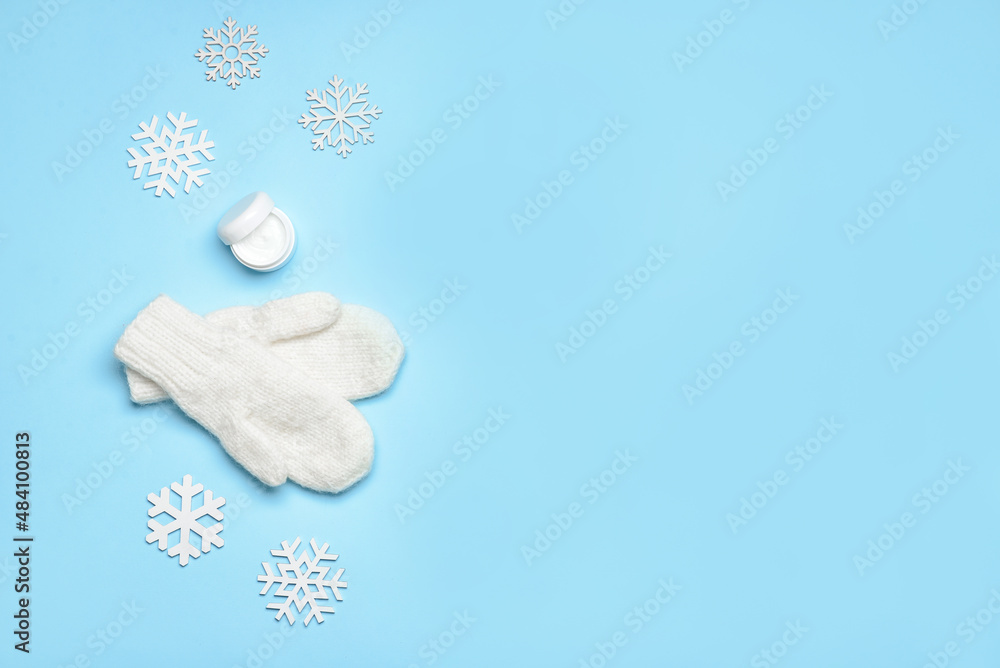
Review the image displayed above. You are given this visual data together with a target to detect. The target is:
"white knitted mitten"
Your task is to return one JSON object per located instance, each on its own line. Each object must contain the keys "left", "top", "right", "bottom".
{"left": 114, "top": 295, "right": 374, "bottom": 493}
{"left": 125, "top": 292, "right": 404, "bottom": 404}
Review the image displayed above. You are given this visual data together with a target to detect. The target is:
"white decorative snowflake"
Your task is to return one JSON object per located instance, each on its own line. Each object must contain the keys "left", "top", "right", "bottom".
{"left": 258, "top": 538, "right": 347, "bottom": 626}
{"left": 127, "top": 112, "right": 215, "bottom": 197}
{"left": 146, "top": 474, "right": 225, "bottom": 566}
{"left": 299, "top": 76, "right": 382, "bottom": 157}
{"left": 195, "top": 16, "right": 268, "bottom": 89}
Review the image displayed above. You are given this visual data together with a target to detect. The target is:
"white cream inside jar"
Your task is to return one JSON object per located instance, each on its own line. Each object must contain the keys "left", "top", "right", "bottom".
{"left": 217, "top": 192, "right": 296, "bottom": 272}
{"left": 231, "top": 210, "right": 295, "bottom": 271}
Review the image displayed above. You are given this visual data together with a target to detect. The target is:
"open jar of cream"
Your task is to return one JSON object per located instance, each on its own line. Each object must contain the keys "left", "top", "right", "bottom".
{"left": 217, "top": 192, "right": 296, "bottom": 272}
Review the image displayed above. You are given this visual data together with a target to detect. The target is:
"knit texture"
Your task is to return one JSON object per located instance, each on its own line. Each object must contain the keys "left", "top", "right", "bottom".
{"left": 114, "top": 295, "right": 374, "bottom": 493}
{"left": 126, "top": 293, "right": 404, "bottom": 404}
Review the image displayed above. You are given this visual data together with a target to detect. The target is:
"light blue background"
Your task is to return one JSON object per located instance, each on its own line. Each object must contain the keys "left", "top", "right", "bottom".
{"left": 2, "top": 0, "right": 999, "bottom": 666}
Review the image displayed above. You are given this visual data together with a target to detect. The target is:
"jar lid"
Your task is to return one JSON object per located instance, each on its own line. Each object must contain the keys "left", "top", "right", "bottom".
{"left": 217, "top": 191, "right": 275, "bottom": 245}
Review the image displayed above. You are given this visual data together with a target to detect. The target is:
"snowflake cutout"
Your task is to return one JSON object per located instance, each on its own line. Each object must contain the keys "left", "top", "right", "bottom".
{"left": 299, "top": 75, "right": 382, "bottom": 157}
{"left": 195, "top": 16, "right": 268, "bottom": 89}
{"left": 258, "top": 538, "right": 347, "bottom": 626}
{"left": 146, "top": 474, "right": 225, "bottom": 566}
{"left": 127, "top": 112, "right": 215, "bottom": 197}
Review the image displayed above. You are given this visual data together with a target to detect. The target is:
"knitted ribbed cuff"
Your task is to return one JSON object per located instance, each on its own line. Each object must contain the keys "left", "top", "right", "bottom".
{"left": 114, "top": 295, "right": 228, "bottom": 397}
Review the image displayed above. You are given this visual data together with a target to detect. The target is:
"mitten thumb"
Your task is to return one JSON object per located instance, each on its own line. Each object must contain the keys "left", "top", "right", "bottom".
{"left": 206, "top": 292, "right": 341, "bottom": 343}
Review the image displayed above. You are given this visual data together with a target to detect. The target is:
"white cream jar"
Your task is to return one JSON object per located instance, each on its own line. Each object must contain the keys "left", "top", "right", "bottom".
{"left": 217, "top": 192, "right": 296, "bottom": 272}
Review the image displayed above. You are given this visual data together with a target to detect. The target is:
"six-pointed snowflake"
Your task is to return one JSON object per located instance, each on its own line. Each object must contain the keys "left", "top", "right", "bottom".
{"left": 146, "top": 474, "right": 225, "bottom": 566}
{"left": 127, "top": 112, "right": 215, "bottom": 197}
{"left": 258, "top": 538, "right": 347, "bottom": 625}
{"left": 299, "top": 76, "right": 382, "bottom": 157}
{"left": 195, "top": 16, "right": 268, "bottom": 89}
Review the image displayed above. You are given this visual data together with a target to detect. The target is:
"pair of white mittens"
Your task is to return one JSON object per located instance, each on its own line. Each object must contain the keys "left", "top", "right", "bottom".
{"left": 114, "top": 293, "right": 403, "bottom": 493}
